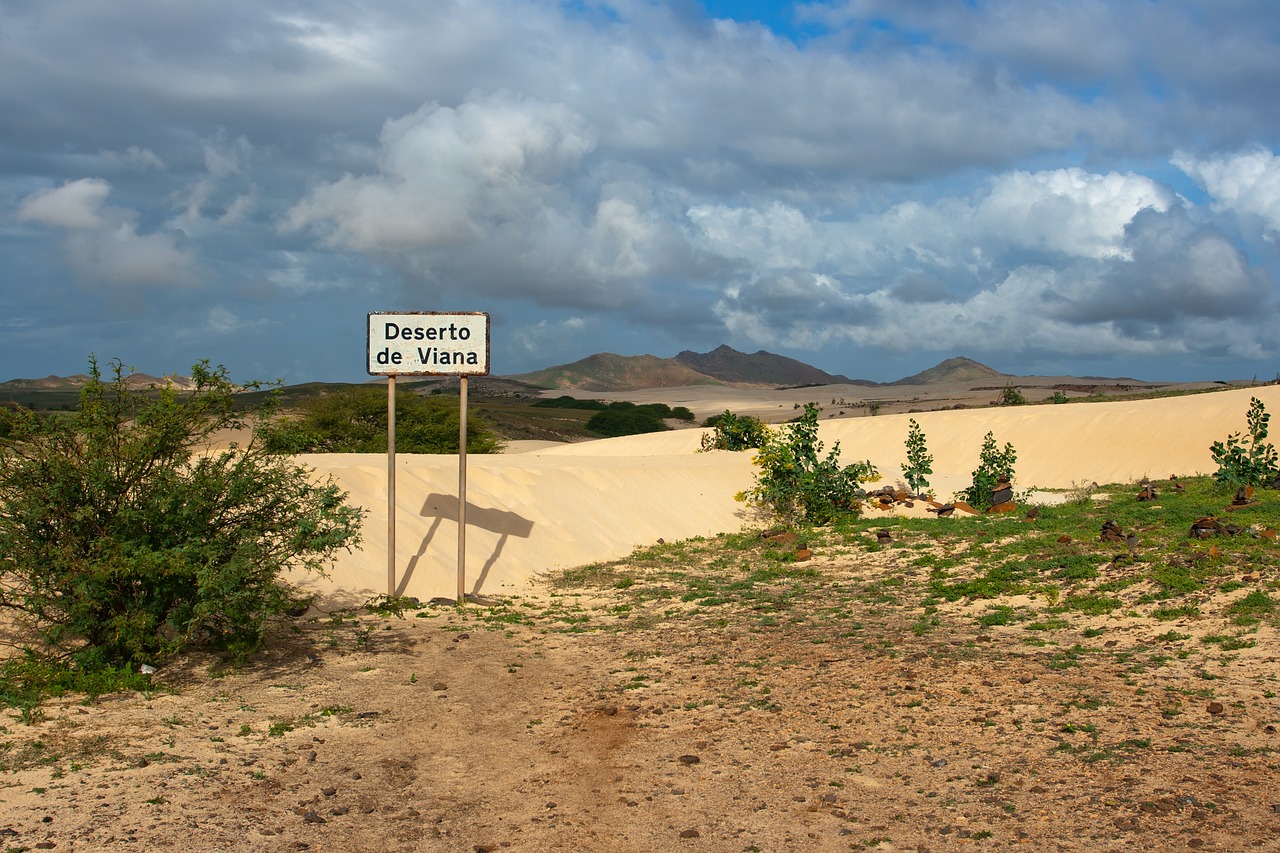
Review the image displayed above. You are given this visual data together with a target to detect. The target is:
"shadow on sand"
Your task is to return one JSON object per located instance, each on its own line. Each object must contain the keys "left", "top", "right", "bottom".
{"left": 402, "top": 493, "right": 535, "bottom": 596}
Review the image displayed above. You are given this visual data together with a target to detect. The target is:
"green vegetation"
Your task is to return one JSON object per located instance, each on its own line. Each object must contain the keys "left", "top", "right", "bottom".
{"left": 0, "top": 357, "right": 364, "bottom": 704}
{"left": 700, "top": 409, "right": 769, "bottom": 451}
{"left": 531, "top": 395, "right": 609, "bottom": 410}
{"left": 258, "top": 384, "right": 503, "bottom": 454}
{"left": 997, "top": 385, "right": 1027, "bottom": 406}
{"left": 584, "top": 401, "right": 694, "bottom": 437}
{"left": 1209, "top": 396, "right": 1279, "bottom": 489}
{"left": 738, "top": 402, "right": 878, "bottom": 525}
{"left": 901, "top": 418, "right": 933, "bottom": 494}
{"left": 531, "top": 396, "right": 696, "bottom": 437}
{"left": 546, "top": 473, "right": 1278, "bottom": 647}
{"left": 960, "top": 431, "right": 1017, "bottom": 509}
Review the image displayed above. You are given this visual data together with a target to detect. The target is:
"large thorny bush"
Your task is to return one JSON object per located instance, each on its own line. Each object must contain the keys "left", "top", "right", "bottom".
{"left": 0, "top": 358, "right": 365, "bottom": 675}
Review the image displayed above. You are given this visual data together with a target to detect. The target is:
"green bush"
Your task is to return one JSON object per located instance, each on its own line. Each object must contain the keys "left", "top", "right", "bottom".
{"left": 738, "top": 403, "right": 878, "bottom": 526}
{"left": 1209, "top": 396, "right": 1279, "bottom": 489}
{"left": 960, "top": 431, "right": 1017, "bottom": 509}
{"left": 259, "top": 385, "right": 503, "bottom": 454}
{"left": 531, "top": 396, "right": 608, "bottom": 410}
{"left": 902, "top": 418, "right": 933, "bottom": 494}
{"left": 998, "top": 385, "right": 1027, "bottom": 406}
{"left": 700, "top": 410, "right": 769, "bottom": 451}
{"left": 585, "top": 402, "right": 671, "bottom": 437}
{"left": 582, "top": 401, "right": 693, "bottom": 437}
{"left": 0, "top": 358, "right": 365, "bottom": 679}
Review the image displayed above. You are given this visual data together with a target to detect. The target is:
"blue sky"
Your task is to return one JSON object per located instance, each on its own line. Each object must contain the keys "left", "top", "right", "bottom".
{"left": 3, "top": 1, "right": 1280, "bottom": 384}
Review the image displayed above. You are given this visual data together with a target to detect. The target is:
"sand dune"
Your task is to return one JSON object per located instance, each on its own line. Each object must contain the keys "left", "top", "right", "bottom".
{"left": 295, "top": 385, "right": 1280, "bottom": 605}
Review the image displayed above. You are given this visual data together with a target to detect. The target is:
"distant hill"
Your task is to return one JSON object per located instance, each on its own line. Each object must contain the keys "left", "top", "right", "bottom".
{"left": 0, "top": 372, "right": 197, "bottom": 391}
{"left": 507, "top": 353, "right": 724, "bottom": 392}
{"left": 674, "top": 345, "right": 868, "bottom": 387}
{"left": 889, "top": 356, "right": 1007, "bottom": 386}
{"left": 499, "top": 350, "right": 1012, "bottom": 392}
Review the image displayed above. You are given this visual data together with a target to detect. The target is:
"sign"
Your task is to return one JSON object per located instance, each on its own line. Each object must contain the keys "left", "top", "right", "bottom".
{"left": 367, "top": 311, "right": 490, "bottom": 376}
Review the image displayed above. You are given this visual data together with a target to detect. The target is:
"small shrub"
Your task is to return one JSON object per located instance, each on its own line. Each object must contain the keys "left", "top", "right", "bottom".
{"left": 998, "top": 385, "right": 1027, "bottom": 406}
{"left": 901, "top": 418, "right": 933, "bottom": 494}
{"left": 959, "top": 431, "right": 1017, "bottom": 510}
{"left": 701, "top": 410, "right": 769, "bottom": 452}
{"left": 1209, "top": 396, "right": 1279, "bottom": 489}
{"left": 738, "top": 403, "right": 878, "bottom": 526}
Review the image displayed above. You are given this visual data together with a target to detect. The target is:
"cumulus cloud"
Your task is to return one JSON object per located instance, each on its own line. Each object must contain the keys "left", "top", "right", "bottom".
{"left": 1175, "top": 147, "right": 1280, "bottom": 237}
{"left": 18, "top": 178, "right": 197, "bottom": 288}
{"left": 2, "top": 0, "right": 1279, "bottom": 380}
{"left": 708, "top": 169, "right": 1275, "bottom": 363}
{"left": 285, "top": 91, "right": 595, "bottom": 251}
{"left": 18, "top": 178, "right": 113, "bottom": 230}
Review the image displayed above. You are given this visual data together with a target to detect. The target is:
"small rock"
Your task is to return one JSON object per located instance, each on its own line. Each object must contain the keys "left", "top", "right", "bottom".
{"left": 321, "top": 786, "right": 337, "bottom": 797}
{"left": 1207, "top": 702, "right": 1225, "bottom": 716}
{"left": 679, "top": 829, "right": 700, "bottom": 838}
{"left": 301, "top": 811, "right": 326, "bottom": 824}
{"left": 432, "top": 682, "right": 448, "bottom": 691}
{"left": 677, "top": 754, "right": 701, "bottom": 765}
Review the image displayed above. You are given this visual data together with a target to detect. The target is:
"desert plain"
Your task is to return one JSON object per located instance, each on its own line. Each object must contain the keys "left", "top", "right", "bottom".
{"left": 2, "top": 381, "right": 1279, "bottom": 851}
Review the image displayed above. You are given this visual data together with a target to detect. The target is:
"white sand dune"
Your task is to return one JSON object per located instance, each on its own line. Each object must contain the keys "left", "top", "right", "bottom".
{"left": 295, "top": 385, "right": 1280, "bottom": 606}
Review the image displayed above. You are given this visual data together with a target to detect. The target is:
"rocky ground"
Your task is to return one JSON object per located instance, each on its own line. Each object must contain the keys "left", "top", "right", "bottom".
{"left": 2, "top": 523, "right": 1279, "bottom": 852}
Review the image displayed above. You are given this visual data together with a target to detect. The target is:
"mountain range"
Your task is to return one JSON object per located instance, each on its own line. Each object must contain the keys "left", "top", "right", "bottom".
{"left": 0, "top": 349, "right": 1014, "bottom": 396}
{"left": 508, "top": 347, "right": 1006, "bottom": 392}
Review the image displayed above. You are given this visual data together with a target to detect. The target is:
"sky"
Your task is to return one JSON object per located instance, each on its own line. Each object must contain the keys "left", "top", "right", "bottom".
{"left": 3, "top": 0, "right": 1280, "bottom": 385}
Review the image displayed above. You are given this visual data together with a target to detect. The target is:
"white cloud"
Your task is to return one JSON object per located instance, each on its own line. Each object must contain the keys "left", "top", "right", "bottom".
{"left": 1175, "top": 147, "right": 1280, "bottom": 236}
{"left": 18, "top": 178, "right": 197, "bottom": 288}
{"left": 18, "top": 178, "right": 112, "bottom": 229}
{"left": 285, "top": 91, "right": 595, "bottom": 252}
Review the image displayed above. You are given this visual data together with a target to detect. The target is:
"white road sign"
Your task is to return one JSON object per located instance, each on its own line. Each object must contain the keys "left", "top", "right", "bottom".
{"left": 367, "top": 311, "right": 490, "bottom": 376}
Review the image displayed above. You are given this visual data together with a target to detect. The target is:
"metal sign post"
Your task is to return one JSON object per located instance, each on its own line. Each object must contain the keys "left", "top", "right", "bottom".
{"left": 387, "top": 375, "right": 396, "bottom": 597}
{"left": 457, "top": 376, "right": 468, "bottom": 602}
{"left": 367, "top": 312, "right": 490, "bottom": 602}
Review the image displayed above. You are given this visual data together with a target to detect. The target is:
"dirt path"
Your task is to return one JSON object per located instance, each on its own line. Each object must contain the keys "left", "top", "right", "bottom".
{"left": 3, "top": 542, "right": 1279, "bottom": 851}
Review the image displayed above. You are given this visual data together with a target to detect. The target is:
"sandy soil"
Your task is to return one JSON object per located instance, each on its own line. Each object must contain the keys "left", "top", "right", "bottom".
{"left": 294, "top": 384, "right": 1280, "bottom": 605}
{"left": 3, "top": 537, "right": 1277, "bottom": 852}
{"left": 2, "top": 383, "right": 1278, "bottom": 851}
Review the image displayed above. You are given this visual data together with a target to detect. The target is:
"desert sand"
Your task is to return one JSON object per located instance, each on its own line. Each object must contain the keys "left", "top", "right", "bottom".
{"left": 4, "top": 383, "right": 1280, "bottom": 852}
{"left": 298, "top": 384, "right": 1280, "bottom": 605}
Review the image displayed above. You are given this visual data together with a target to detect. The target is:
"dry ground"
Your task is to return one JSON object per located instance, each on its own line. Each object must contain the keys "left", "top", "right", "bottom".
{"left": 3, "top": 515, "right": 1278, "bottom": 852}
